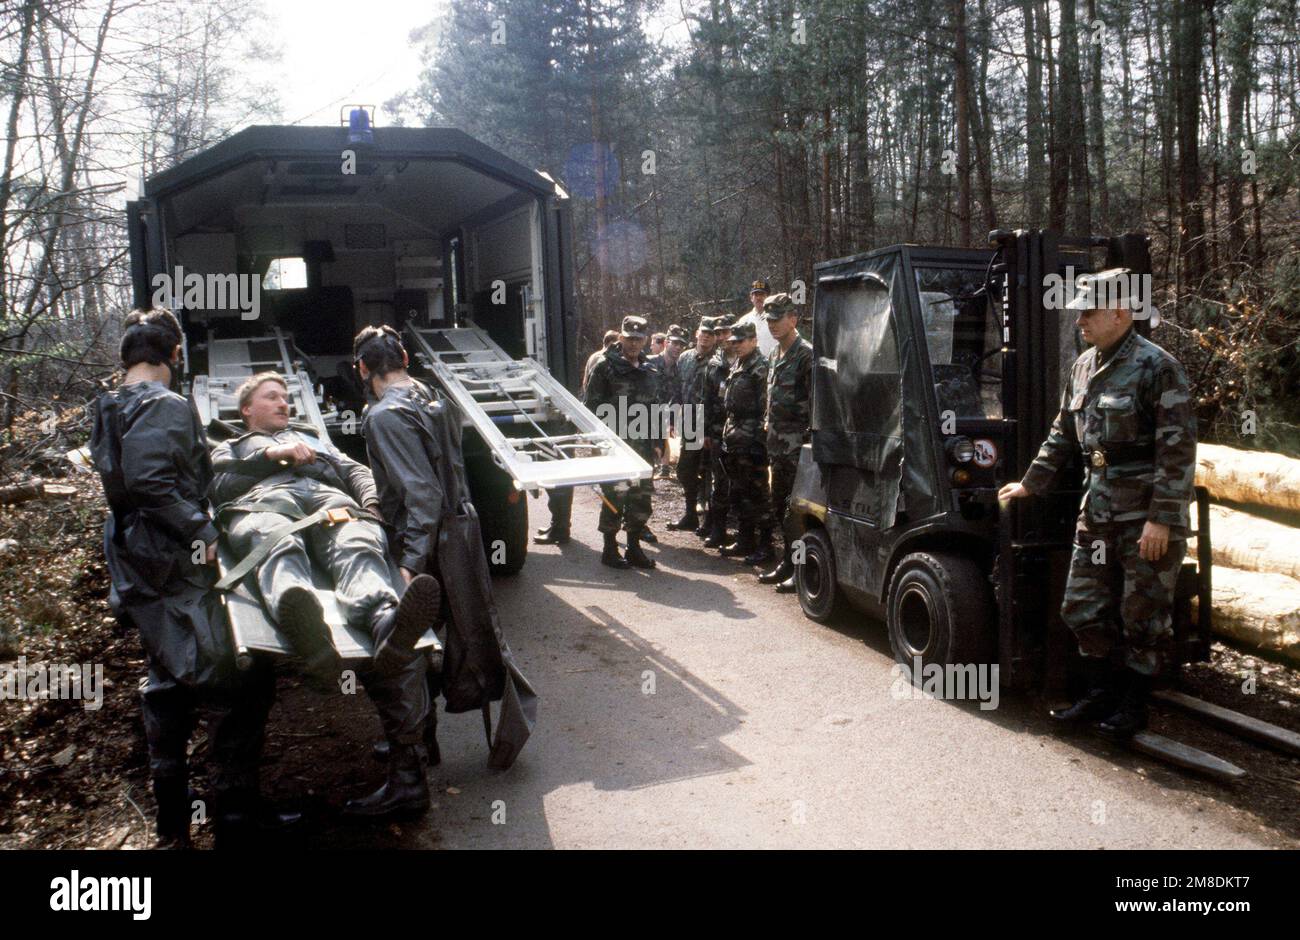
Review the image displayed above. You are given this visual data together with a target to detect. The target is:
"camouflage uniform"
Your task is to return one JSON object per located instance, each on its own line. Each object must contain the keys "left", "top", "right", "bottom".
{"left": 1021, "top": 327, "right": 1196, "bottom": 676}
{"left": 766, "top": 330, "right": 813, "bottom": 556}
{"left": 702, "top": 318, "right": 735, "bottom": 537}
{"left": 584, "top": 343, "right": 662, "bottom": 537}
{"left": 722, "top": 342, "right": 774, "bottom": 534}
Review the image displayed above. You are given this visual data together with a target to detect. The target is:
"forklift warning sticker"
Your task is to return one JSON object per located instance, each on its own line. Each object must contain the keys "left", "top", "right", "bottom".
{"left": 972, "top": 439, "right": 997, "bottom": 468}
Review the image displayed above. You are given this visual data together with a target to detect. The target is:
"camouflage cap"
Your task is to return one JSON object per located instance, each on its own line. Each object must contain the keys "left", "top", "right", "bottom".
{"left": 667, "top": 324, "right": 690, "bottom": 344}
{"left": 749, "top": 279, "right": 771, "bottom": 295}
{"left": 711, "top": 314, "right": 736, "bottom": 333}
{"left": 763, "top": 292, "right": 797, "bottom": 319}
{"left": 728, "top": 320, "right": 757, "bottom": 341}
{"left": 698, "top": 316, "right": 718, "bottom": 332}
{"left": 620, "top": 315, "right": 649, "bottom": 338}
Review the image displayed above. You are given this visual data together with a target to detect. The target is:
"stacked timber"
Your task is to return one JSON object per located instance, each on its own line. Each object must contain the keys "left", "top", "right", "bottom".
{"left": 1191, "top": 444, "right": 1300, "bottom": 665}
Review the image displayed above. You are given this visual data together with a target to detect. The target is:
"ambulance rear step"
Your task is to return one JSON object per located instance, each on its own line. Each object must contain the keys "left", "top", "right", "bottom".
{"left": 405, "top": 324, "right": 651, "bottom": 491}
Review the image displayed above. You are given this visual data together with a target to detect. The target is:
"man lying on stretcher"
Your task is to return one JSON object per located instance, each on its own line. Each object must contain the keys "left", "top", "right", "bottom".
{"left": 208, "top": 371, "right": 439, "bottom": 817}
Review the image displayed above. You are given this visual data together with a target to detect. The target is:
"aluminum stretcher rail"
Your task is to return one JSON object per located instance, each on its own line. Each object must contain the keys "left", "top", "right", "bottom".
{"left": 405, "top": 324, "right": 652, "bottom": 490}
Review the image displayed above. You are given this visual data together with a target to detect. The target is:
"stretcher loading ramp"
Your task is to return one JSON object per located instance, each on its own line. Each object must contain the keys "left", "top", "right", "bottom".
{"left": 191, "top": 328, "right": 333, "bottom": 438}
{"left": 406, "top": 324, "right": 652, "bottom": 490}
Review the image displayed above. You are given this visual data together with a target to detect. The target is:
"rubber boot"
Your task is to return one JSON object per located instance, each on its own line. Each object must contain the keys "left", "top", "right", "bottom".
{"left": 152, "top": 775, "right": 191, "bottom": 849}
{"left": 342, "top": 743, "right": 430, "bottom": 818}
{"left": 720, "top": 528, "right": 756, "bottom": 558}
{"left": 1050, "top": 657, "right": 1118, "bottom": 726}
{"left": 667, "top": 509, "right": 700, "bottom": 531}
{"left": 372, "top": 574, "right": 441, "bottom": 676}
{"left": 1096, "top": 671, "right": 1153, "bottom": 740}
{"left": 601, "top": 532, "right": 629, "bottom": 569}
{"left": 743, "top": 530, "right": 776, "bottom": 567}
{"left": 276, "top": 586, "right": 341, "bottom": 693}
{"left": 625, "top": 533, "right": 656, "bottom": 569}
{"left": 213, "top": 788, "right": 303, "bottom": 850}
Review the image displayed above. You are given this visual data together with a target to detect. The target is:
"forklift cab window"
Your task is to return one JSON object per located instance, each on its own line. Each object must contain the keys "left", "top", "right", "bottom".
{"left": 262, "top": 257, "right": 308, "bottom": 291}
{"left": 813, "top": 279, "right": 900, "bottom": 441}
{"left": 915, "top": 266, "right": 1002, "bottom": 420}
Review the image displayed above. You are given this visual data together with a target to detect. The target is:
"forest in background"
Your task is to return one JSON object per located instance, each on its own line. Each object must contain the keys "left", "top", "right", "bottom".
{"left": 2, "top": 0, "right": 1299, "bottom": 455}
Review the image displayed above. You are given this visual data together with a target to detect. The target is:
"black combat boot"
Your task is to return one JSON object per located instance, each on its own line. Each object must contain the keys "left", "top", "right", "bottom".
{"left": 743, "top": 530, "right": 776, "bottom": 567}
{"left": 625, "top": 533, "right": 656, "bottom": 569}
{"left": 667, "top": 509, "right": 700, "bottom": 531}
{"left": 694, "top": 511, "right": 713, "bottom": 539}
{"left": 601, "top": 532, "right": 629, "bottom": 569}
{"left": 1096, "top": 671, "right": 1153, "bottom": 740}
{"left": 213, "top": 788, "right": 303, "bottom": 850}
{"left": 775, "top": 574, "right": 797, "bottom": 594}
{"left": 152, "top": 775, "right": 191, "bottom": 849}
{"left": 372, "top": 574, "right": 441, "bottom": 675}
{"left": 1049, "top": 657, "right": 1118, "bottom": 727}
{"left": 533, "top": 526, "right": 570, "bottom": 545}
{"left": 275, "top": 586, "right": 341, "bottom": 693}
{"left": 720, "top": 528, "right": 756, "bottom": 558}
{"left": 759, "top": 557, "right": 794, "bottom": 584}
{"left": 342, "top": 743, "right": 430, "bottom": 818}
{"left": 639, "top": 526, "right": 658, "bottom": 544}
{"left": 703, "top": 521, "right": 729, "bottom": 548}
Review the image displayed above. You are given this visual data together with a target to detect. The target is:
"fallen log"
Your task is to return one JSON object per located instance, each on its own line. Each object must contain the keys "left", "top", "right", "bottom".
{"left": 1208, "top": 565, "right": 1300, "bottom": 666}
{"left": 0, "top": 481, "right": 77, "bottom": 506}
{"left": 1195, "top": 443, "right": 1300, "bottom": 513}
{"left": 1190, "top": 503, "right": 1300, "bottom": 581}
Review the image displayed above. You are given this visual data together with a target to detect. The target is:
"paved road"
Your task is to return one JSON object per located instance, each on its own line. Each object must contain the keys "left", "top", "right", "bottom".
{"left": 407, "top": 489, "right": 1292, "bottom": 849}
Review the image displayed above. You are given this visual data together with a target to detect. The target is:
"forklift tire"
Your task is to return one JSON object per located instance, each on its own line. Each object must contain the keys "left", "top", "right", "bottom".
{"left": 886, "top": 552, "right": 993, "bottom": 671}
{"left": 795, "top": 528, "right": 845, "bottom": 623}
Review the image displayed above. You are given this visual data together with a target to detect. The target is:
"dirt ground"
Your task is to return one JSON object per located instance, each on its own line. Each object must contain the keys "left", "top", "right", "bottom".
{"left": 2, "top": 461, "right": 1299, "bottom": 848}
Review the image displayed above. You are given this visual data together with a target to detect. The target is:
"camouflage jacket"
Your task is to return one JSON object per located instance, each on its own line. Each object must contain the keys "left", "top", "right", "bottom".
{"left": 765, "top": 334, "right": 813, "bottom": 457}
{"left": 676, "top": 347, "right": 709, "bottom": 407}
{"left": 702, "top": 349, "right": 733, "bottom": 441}
{"left": 722, "top": 349, "right": 769, "bottom": 455}
{"left": 584, "top": 344, "right": 663, "bottom": 457}
{"left": 646, "top": 352, "right": 680, "bottom": 405}
{"left": 1021, "top": 328, "right": 1196, "bottom": 530}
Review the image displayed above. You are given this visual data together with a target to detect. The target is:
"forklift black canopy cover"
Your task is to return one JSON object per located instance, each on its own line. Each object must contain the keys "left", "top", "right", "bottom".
{"left": 811, "top": 249, "right": 942, "bottom": 529}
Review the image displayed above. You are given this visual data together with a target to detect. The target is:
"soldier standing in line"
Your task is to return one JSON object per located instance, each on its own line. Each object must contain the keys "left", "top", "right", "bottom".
{"left": 757, "top": 293, "right": 813, "bottom": 593}
{"left": 667, "top": 317, "right": 718, "bottom": 533}
{"left": 535, "top": 330, "right": 621, "bottom": 547}
{"left": 648, "top": 324, "right": 688, "bottom": 479}
{"left": 998, "top": 269, "right": 1197, "bottom": 739}
{"left": 701, "top": 314, "right": 737, "bottom": 548}
{"left": 718, "top": 320, "right": 776, "bottom": 567}
{"left": 735, "top": 279, "right": 778, "bottom": 359}
{"left": 584, "top": 315, "right": 664, "bottom": 570}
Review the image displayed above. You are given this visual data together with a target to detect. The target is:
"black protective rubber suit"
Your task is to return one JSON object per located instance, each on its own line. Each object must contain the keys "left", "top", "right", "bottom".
{"left": 90, "top": 381, "right": 274, "bottom": 838}
{"left": 209, "top": 427, "right": 429, "bottom": 749}
{"left": 363, "top": 380, "right": 537, "bottom": 769}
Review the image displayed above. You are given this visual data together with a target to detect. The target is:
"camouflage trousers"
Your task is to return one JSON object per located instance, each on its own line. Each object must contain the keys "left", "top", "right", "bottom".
{"left": 598, "top": 477, "right": 654, "bottom": 536}
{"left": 707, "top": 441, "right": 729, "bottom": 523}
{"left": 769, "top": 450, "right": 799, "bottom": 552}
{"left": 1061, "top": 520, "right": 1186, "bottom": 676}
{"left": 723, "top": 449, "right": 775, "bottom": 532}
{"left": 675, "top": 441, "right": 711, "bottom": 514}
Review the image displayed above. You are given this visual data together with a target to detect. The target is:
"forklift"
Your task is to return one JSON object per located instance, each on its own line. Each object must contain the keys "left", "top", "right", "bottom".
{"left": 781, "top": 230, "right": 1283, "bottom": 780}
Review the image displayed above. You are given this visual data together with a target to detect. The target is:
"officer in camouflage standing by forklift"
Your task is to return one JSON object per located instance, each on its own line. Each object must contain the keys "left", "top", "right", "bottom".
{"left": 701, "top": 315, "right": 736, "bottom": 548}
{"left": 998, "top": 269, "right": 1197, "bottom": 739}
{"left": 757, "top": 293, "right": 813, "bottom": 593}
{"left": 719, "top": 319, "right": 776, "bottom": 567}
{"left": 585, "top": 315, "right": 663, "bottom": 570}
{"left": 667, "top": 317, "right": 718, "bottom": 533}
